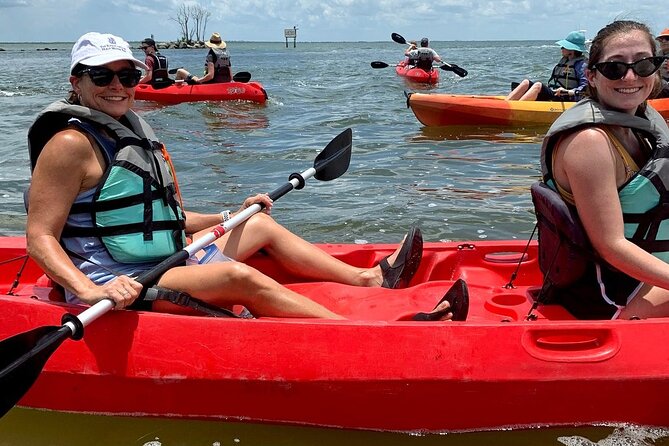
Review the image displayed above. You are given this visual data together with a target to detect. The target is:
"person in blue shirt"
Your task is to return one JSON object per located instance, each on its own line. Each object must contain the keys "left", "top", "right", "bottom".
{"left": 507, "top": 31, "right": 588, "bottom": 101}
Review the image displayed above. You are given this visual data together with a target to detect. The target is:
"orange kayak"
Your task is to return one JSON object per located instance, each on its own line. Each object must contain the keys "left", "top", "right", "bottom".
{"left": 408, "top": 93, "right": 669, "bottom": 127}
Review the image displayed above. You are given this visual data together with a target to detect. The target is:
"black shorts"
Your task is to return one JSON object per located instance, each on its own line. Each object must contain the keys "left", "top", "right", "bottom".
{"left": 544, "top": 262, "right": 642, "bottom": 319}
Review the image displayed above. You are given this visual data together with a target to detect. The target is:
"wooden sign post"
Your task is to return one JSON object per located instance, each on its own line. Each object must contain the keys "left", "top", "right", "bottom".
{"left": 284, "top": 26, "right": 297, "bottom": 48}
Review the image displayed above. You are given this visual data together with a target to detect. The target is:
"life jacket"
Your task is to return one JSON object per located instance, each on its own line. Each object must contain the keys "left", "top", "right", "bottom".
{"left": 206, "top": 48, "right": 232, "bottom": 83}
{"left": 148, "top": 52, "right": 171, "bottom": 87}
{"left": 415, "top": 48, "right": 434, "bottom": 72}
{"left": 535, "top": 99, "right": 669, "bottom": 285}
{"left": 546, "top": 56, "right": 585, "bottom": 90}
{"left": 27, "top": 100, "right": 186, "bottom": 264}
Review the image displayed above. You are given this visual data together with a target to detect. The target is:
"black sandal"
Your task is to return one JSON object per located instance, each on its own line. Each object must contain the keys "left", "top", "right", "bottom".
{"left": 380, "top": 226, "right": 423, "bottom": 289}
{"left": 413, "top": 279, "right": 469, "bottom": 321}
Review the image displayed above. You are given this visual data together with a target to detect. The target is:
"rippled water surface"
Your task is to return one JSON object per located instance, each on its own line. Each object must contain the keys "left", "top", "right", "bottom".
{"left": 1, "top": 40, "right": 667, "bottom": 445}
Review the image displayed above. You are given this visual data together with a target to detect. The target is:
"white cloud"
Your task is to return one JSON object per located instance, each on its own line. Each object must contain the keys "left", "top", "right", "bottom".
{"left": 0, "top": 0, "right": 666, "bottom": 42}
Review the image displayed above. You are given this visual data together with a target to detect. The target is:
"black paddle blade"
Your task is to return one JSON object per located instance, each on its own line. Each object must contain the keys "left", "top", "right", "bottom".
{"left": 371, "top": 61, "right": 389, "bottom": 69}
{"left": 391, "top": 33, "right": 406, "bottom": 44}
{"left": 167, "top": 67, "right": 182, "bottom": 75}
{"left": 314, "top": 128, "right": 352, "bottom": 181}
{"left": 232, "top": 71, "right": 252, "bottom": 83}
{"left": 440, "top": 63, "right": 468, "bottom": 78}
{"left": 0, "top": 325, "right": 72, "bottom": 417}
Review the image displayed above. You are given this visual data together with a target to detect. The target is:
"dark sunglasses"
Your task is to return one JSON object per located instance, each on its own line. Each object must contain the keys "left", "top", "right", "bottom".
{"left": 590, "top": 56, "right": 666, "bottom": 80}
{"left": 140, "top": 46, "right": 149, "bottom": 50}
{"left": 79, "top": 67, "right": 142, "bottom": 88}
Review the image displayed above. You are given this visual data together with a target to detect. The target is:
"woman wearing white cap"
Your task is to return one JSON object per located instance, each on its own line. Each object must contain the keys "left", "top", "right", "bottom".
{"left": 507, "top": 30, "right": 588, "bottom": 101}
{"left": 175, "top": 32, "right": 232, "bottom": 84}
{"left": 23, "top": 32, "right": 460, "bottom": 321}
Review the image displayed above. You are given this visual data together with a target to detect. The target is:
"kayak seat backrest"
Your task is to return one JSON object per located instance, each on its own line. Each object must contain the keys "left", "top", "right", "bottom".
{"left": 530, "top": 182, "right": 594, "bottom": 287}
{"left": 34, "top": 274, "right": 66, "bottom": 302}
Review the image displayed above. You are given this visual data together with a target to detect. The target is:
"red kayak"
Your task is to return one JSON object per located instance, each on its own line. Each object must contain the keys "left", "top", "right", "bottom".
{"left": 2, "top": 236, "right": 669, "bottom": 432}
{"left": 395, "top": 61, "right": 439, "bottom": 84}
{"left": 135, "top": 80, "right": 267, "bottom": 104}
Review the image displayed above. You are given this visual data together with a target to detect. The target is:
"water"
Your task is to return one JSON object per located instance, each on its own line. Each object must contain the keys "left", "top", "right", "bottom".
{"left": 0, "top": 40, "right": 666, "bottom": 445}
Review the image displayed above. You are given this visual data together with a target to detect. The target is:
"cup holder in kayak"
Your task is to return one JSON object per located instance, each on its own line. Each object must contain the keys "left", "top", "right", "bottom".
{"left": 491, "top": 293, "right": 527, "bottom": 307}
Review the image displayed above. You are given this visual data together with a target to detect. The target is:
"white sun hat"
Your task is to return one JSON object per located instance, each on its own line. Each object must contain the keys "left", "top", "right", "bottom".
{"left": 70, "top": 32, "right": 148, "bottom": 74}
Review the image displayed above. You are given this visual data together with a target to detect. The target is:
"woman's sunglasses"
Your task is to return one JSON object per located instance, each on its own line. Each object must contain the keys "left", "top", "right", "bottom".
{"left": 590, "top": 56, "right": 667, "bottom": 80}
{"left": 78, "top": 67, "right": 142, "bottom": 88}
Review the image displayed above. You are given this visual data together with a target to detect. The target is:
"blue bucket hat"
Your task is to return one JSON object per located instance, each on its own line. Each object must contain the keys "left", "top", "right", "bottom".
{"left": 555, "top": 31, "right": 586, "bottom": 53}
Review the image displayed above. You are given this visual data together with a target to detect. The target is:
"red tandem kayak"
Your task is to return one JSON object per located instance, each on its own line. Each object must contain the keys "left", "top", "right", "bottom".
{"left": 407, "top": 93, "right": 669, "bottom": 127}
{"left": 134, "top": 80, "right": 268, "bottom": 104}
{"left": 395, "top": 61, "right": 439, "bottom": 84}
{"left": 2, "top": 236, "right": 669, "bottom": 432}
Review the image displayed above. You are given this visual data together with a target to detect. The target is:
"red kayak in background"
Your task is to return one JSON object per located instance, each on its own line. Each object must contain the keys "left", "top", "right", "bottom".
{"left": 135, "top": 80, "right": 268, "bottom": 105}
{"left": 395, "top": 61, "right": 440, "bottom": 84}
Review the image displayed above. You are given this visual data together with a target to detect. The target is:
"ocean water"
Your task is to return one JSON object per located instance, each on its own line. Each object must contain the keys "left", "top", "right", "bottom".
{"left": 1, "top": 40, "right": 667, "bottom": 445}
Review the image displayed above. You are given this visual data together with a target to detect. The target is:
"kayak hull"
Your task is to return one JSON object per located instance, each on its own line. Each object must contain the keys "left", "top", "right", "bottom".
{"left": 134, "top": 81, "right": 268, "bottom": 104}
{"left": 408, "top": 93, "right": 669, "bottom": 127}
{"left": 2, "top": 236, "right": 669, "bottom": 432}
{"left": 395, "top": 62, "right": 439, "bottom": 84}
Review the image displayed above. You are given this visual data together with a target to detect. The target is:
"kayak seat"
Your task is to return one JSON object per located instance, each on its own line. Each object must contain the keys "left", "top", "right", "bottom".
{"left": 34, "top": 274, "right": 66, "bottom": 302}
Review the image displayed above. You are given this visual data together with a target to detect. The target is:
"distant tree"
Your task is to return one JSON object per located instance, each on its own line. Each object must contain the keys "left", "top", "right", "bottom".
{"left": 170, "top": 3, "right": 212, "bottom": 44}
{"left": 171, "top": 4, "right": 191, "bottom": 43}
{"left": 192, "top": 4, "right": 211, "bottom": 42}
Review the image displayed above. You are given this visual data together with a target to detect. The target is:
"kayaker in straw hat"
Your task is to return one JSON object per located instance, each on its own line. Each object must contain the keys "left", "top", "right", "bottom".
{"left": 507, "top": 30, "right": 588, "bottom": 101}
{"left": 175, "top": 32, "right": 233, "bottom": 84}
{"left": 25, "top": 31, "right": 465, "bottom": 321}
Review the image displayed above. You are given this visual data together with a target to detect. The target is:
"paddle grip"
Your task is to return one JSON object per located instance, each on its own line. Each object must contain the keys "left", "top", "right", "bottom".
{"left": 269, "top": 182, "right": 296, "bottom": 202}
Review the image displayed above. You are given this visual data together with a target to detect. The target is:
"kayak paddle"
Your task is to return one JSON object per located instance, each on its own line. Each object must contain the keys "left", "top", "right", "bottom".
{"left": 371, "top": 60, "right": 466, "bottom": 77}
{"left": 232, "top": 71, "right": 252, "bottom": 83}
{"left": 390, "top": 32, "right": 468, "bottom": 78}
{"left": 0, "top": 128, "right": 353, "bottom": 418}
{"left": 370, "top": 61, "right": 392, "bottom": 69}
{"left": 167, "top": 68, "right": 252, "bottom": 83}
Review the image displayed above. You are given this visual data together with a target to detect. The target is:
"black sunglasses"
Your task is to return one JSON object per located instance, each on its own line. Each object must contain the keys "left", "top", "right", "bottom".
{"left": 590, "top": 56, "right": 666, "bottom": 80}
{"left": 79, "top": 67, "right": 142, "bottom": 88}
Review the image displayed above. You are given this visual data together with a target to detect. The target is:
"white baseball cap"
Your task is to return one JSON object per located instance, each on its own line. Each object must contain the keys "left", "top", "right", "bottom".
{"left": 70, "top": 32, "right": 148, "bottom": 74}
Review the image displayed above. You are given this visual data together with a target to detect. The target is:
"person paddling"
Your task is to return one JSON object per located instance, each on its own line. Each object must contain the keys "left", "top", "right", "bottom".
{"left": 25, "top": 32, "right": 464, "bottom": 321}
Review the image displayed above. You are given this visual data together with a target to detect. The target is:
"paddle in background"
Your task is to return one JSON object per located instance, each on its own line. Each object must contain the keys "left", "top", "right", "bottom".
{"left": 382, "top": 32, "right": 468, "bottom": 78}
{"left": 0, "top": 128, "right": 353, "bottom": 418}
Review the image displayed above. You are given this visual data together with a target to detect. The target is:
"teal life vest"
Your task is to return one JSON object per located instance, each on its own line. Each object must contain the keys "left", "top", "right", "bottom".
{"left": 539, "top": 99, "right": 669, "bottom": 266}
{"left": 547, "top": 56, "right": 585, "bottom": 90}
{"left": 28, "top": 100, "right": 186, "bottom": 264}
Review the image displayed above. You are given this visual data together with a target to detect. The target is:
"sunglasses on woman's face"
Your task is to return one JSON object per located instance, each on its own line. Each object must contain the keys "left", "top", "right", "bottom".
{"left": 591, "top": 56, "right": 666, "bottom": 80}
{"left": 79, "top": 67, "right": 142, "bottom": 88}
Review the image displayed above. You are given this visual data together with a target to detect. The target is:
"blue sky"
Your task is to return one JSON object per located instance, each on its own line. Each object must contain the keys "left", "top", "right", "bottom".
{"left": 0, "top": 0, "right": 666, "bottom": 43}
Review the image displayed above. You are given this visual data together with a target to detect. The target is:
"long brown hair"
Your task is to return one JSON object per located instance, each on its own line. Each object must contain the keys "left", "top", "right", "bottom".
{"left": 586, "top": 20, "right": 661, "bottom": 103}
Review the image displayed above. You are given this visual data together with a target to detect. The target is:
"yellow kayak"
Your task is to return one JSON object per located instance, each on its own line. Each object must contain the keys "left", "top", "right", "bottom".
{"left": 407, "top": 93, "right": 669, "bottom": 127}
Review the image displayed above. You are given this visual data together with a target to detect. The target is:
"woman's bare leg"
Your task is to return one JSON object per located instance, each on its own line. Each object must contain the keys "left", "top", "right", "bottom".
{"left": 155, "top": 261, "right": 345, "bottom": 318}
{"left": 193, "top": 213, "right": 410, "bottom": 287}
{"left": 519, "top": 82, "right": 543, "bottom": 101}
{"left": 618, "top": 284, "right": 669, "bottom": 319}
{"left": 506, "top": 79, "right": 530, "bottom": 100}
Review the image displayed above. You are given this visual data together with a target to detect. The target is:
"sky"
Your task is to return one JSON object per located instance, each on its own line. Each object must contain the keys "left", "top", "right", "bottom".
{"left": 0, "top": 0, "right": 667, "bottom": 43}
